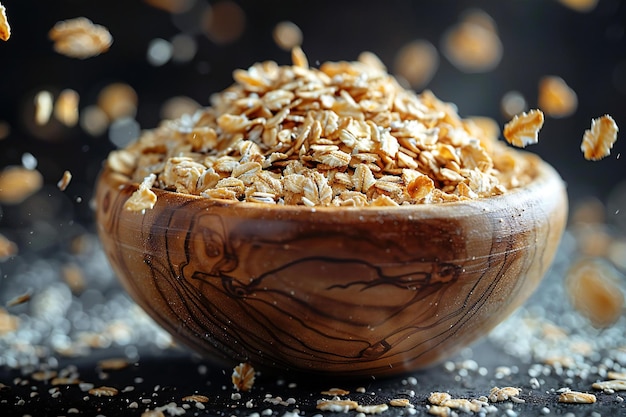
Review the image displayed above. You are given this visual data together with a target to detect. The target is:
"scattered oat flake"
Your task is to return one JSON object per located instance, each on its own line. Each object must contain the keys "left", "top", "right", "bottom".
{"left": 320, "top": 388, "right": 350, "bottom": 396}
{"left": 0, "top": 308, "right": 19, "bottom": 334}
{"left": 428, "top": 405, "right": 452, "bottom": 416}
{"left": 182, "top": 394, "right": 209, "bottom": 403}
{"left": 34, "top": 90, "right": 54, "bottom": 125}
{"left": 389, "top": 398, "right": 411, "bottom": 407}
{"left": 124, "top": 174, "right": 157, "bottom": 212}
{"left": 0, "top": 2, "right": 10, "bottom": 41}
{"left": 57, "top": 170, "right": 73, "bottom": 191}
{"left": 428, "top": 392, "right": 452, "bottom": 405}
{"left": 581, "top": 114, "right": 618, "bottom": 161}
{"left": 608, "top": 371, "right": 626, "bottom": 380}
{"left": 31, "top": 370, "right": 58, "bottom": 381}
{"left": 558, "top": 391, "right": 596, "bottom": 403}
{"left": 97, "top": 358, "right": 130, "bottom": 371}
{"left": 88, "top": 386, "right": 119, "bottom": 397}
{"left": 488, "top": 386, "right": 523, "bottom": 403}
{"left": 316, "top": 399, "right": 359, "bottom": 412}
{"left": 232, "top": 362, "right": 255, "bottom": 392}
{"left": 51, "top": 377, "right": 81, "bottom": 385}
{"left": 503, "top": 109, "right": 544, "bottom": 148}
{"left": 49, "top": 17, "right": 112, "bottom": 59}
{"left": 356, "top": 403, "right": 389, "bottom": 414}
{"left": 6, "top": 292, "right": 31, "bottom": 307}
{"left": 592, "top": 380, "right": 626, "bottom": 391}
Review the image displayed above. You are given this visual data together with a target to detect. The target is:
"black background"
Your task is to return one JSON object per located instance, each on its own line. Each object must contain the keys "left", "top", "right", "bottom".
{"left": 1, "top": 0, "right": 625, "bottom": 228}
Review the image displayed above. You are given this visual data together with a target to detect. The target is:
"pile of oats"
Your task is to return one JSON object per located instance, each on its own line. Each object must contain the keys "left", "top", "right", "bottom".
{"left": 109, "top": 48, "right": 539, "bottom": 209}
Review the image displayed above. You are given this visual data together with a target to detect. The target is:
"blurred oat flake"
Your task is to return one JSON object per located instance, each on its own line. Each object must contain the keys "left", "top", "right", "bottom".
{"left": 393, "top": 39, "right": 439, "bottom": 90}
{"left": 557, "top": 0, "right": 599, "bottom": 13}
{"left": 0, "top": 1, "right": 10, "bottom": 41}
{"left": 49, "top": 17, "right": 112, "bottom": 59}
{"left": 441, "top": 9, "right": 503, "bottom": 73}
{"left": 273, "top": 21, "right": 303, "bottom": 51}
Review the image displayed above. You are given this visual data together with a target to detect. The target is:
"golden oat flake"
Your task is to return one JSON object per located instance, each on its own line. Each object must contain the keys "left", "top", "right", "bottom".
{"left": 581, "top": 114, "right": 618, "bottom": 161}
{"left": 0, "top": 2, "right": 10, "bottom": 41}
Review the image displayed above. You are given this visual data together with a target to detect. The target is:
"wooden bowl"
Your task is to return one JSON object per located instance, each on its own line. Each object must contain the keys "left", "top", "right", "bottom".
{"left": 95, "top": 153, "right": 567, "bottom": 377}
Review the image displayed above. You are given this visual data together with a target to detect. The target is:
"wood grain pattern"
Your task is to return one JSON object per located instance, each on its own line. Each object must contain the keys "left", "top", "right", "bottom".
{"left": 95, "top": 156, "right": 567, "bottom": 377}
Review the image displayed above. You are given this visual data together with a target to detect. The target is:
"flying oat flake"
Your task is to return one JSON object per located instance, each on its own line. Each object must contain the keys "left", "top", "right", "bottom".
{"left": 503, "top": 109, "right": 545, "bottom": 148}
{"left": 0, "top": 2, "right": 10, "bottom": 41}
{"left": 581, "top": 115, "right": 618, "bottom": 161}
{"left": 49, "top": 17, "right": 112, "bottom": 59}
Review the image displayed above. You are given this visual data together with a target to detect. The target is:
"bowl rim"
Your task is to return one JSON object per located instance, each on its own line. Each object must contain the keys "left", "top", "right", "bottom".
{"left": 100, "top": 151, "right": 564, "bottom": 218}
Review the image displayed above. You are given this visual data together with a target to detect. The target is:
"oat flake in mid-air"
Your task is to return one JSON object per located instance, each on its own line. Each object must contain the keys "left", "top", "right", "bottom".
{"left": 0, "top": 2, "right": 10, "bottom": 41}
{"left": 49, "top": 17, "right": 113, "bottom": 59}
{"left": 581, "top": 114, "right": 619, "bottom": 161}
{"left": 503, "top": 109, "right": 545, "bottom": 148}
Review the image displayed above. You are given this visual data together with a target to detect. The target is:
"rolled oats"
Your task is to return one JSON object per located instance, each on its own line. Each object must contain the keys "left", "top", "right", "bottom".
{"left": 273, "top": 21, "right": 302, "bottom": 51}
{"left": 0, "top": 233, "right": 18, "bottom": 261}
{"left": 34, "top": 90, "right": 54, "bottom": 126}
{"left": 49, "top": 17, "right": 112, "bottom": 59}
{"left": 54, "top": 89, "right": 80, "bottom": 127}
{"left": 581, "top": 114, "right": 618, "bottom": 161}
{"left": 565, "top": 258, "right": 624, "bottom": 328}
{"left": 389, "top": 398, "right": 411, "bottom": 407}
{"left": 182, "top": 394, "right": 209, "bottom": 403}
{"left": 538, "top": 76, "right": 578, "bottom": 118}
{"left": 558, "top": 391, "right": 596, "bottom": 404}
{"left": 0, "top": 166, "right": 44, "bottom": 205}
{"left": 320, "top": 388, "right": 350, "bottom": 396}
{"left": 123, "top": 174, "right": 157, "bottom": 212}
{"left": 557, "top": 0, "right": 599, "bottom": 13}
{"left": 0, "top": 2, "right": 10, "bottom": 41}
{"left": 356, "top": 403, "right": 389, "bottom": 414}
{"left": 108, "top": 49, "right": 539, "bottom": 208}
{"left": 231, "top": 362, "right": 255, "bottom": 392}
{"left": 393, "top": 39, "right": 439, "bottom": 89}
{"left": 316, "top": 399, "right": 359, "bottom": 412}
{"left": 488, "top": 386, "right": 523, "bottom": 403}
{"left": 428, "top": 392, "right": 452, "bottom": 405}
{"left": 441, "top": 12, "right": 503, "bottom": 73}
{"left": 88, "top": 386, "right": 120, "bottom": 397}
{"left": 427, "top": 405, "right": 451, "bottom": 416}
{"left": 97, "top": 358, "right": 130, "bottom": 371}
{"left": 57, "top": 170, "right": 73, "bottom": 191}
{"left": 592, "top": 380, "right": 626, "bottom": 391}
{"left": 503, "top": 109, "right": 544, "bottom": 148}
{"left": 6, "top": 292, "right": 31, "bottom": 307}
{"left": 608, "top": 372, "right": 626, "bottom": 380}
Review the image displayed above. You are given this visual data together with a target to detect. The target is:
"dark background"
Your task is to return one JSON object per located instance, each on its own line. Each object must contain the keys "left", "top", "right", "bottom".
{"left": 1, "top": 0, "right": 625, "bottom": 230}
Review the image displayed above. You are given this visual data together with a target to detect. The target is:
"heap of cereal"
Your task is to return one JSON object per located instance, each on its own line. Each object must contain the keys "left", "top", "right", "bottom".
{"left": 107, "top": 48, "right": 539, "bottom": 208}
